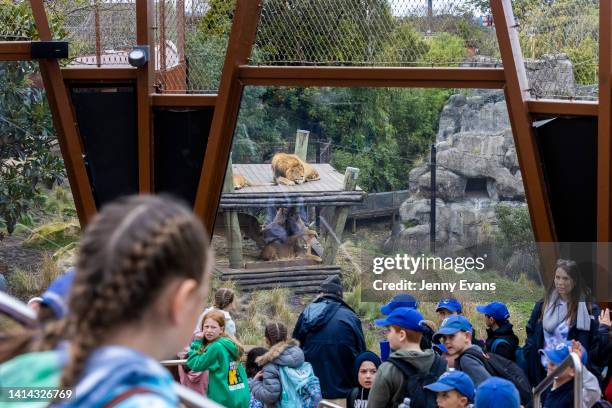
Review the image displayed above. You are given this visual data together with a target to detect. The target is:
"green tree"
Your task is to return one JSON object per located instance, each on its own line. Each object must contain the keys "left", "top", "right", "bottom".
{"left": 0, "top": 1, "right": 66, "bottom": 233}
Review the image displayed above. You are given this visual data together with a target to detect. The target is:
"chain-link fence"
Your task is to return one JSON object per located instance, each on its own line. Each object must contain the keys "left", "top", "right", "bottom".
{"left": 516, "top": 0, "right": 599, "bottom": 100}
{"left": 252, "top": 0, "right": 500, "bottom": 67}
{"left": 4, "top": 0, "right": 597, "bottom": 99}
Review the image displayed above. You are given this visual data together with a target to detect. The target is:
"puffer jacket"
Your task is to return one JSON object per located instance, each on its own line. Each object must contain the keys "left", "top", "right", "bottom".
{"left": 249, "top": 339, "right": 305, "bottom": 408}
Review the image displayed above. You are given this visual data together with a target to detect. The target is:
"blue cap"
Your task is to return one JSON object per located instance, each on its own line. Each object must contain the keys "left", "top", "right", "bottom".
{"left": 475, "top": 377, "right": 520, "bottom": 408}
{"left": 433, "top": 315, "right": 473, "bottom": 343}
{"left": 424, "top": 371, "right": 475, "bottom": 402}
{"left": 380, "top": 294, "right": 418, "bottom": 315}
{"left": 539, "top": 341, "right": 588, "bottom": 366}
{"left": 41, "top": 268, "right": 75, "bottom": 318}
{"left": 436, "top": 298, "right": 462, "bottom": 313}
{"left": 375, "top": 307, "right": 425, "bottom": 333}
{"left": 476, "top": 301, "right": 510, "bottom": 322}
{"left": 433, "top": 343, "right": 448, "bottom": 355}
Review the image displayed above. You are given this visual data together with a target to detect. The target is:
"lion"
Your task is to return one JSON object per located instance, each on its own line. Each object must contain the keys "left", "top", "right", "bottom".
{"left": 271, "top": 153, "right": 320, "bottom": 185}
{"left": 271, "top": 153, "right": 304, "bottom": 185}
{"left": 233, "top": 174, "right": 250, "bottom": 190}
{"left": 259, "top": 228, "right": 321, "bottom": 262}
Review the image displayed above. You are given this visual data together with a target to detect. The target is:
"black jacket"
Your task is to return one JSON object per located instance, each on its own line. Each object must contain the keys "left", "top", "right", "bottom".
{"left": 484, "top": 322, "right": 520, "bottom": 361}
{"left": 293, "top": 295, "right": 366, "bottom": 399}
{"left": 346, "top": 387, "right": 370, "bottom": 408}
{"left": 523, "top": 300, "right": 602, "bottom": 387}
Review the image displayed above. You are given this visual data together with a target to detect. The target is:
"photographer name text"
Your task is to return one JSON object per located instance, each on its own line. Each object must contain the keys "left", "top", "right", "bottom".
{"left": 372, "top": 279, "right": 496, "bottom": 292}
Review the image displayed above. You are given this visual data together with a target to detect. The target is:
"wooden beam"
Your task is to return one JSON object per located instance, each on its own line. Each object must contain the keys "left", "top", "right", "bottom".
{"left": 61, "top": 67, "right": 137, "bottom": 81}
{"left": 238, "top": 66, "right": 506, "bottom": 89}
{"left": 151, "top": 94, "right": 217, "bottom": 107}
{"left": 0, "top": 41, "right": 31, "bottom": 61}
{"left": 528, "top": 99, "right": 598, "bottom": 117}
{"left": 29, "top": 0, "right": 97, "bottom": 225}
{"left": 597, "top": 0, "right": 612, "bottom": 302}
{"left": 193, "top": 0, "right": 263, "bottom": 233}
{"left": 492, "top": 0, "right": 557, "bottom": 286}
{"left": 136, "top": 0, "right": 155, "bottom": 193}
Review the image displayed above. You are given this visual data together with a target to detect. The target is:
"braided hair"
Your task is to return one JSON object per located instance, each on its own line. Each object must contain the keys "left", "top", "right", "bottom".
{"left": 1, "top": 195, "right": 211, "bottom": 391}
{"left": 264, "top": 322, "right": 288, "bottom": 346}
{"left": 214, "top": 288, "right": 235, "bottom": 310}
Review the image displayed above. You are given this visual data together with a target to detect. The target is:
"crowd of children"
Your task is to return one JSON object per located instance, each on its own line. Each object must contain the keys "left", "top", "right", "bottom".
{"left": 0, "top": 194, "right": 611, "bottom": 408}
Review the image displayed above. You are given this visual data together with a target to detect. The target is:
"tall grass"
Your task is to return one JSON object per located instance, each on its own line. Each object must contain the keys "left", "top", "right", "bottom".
{"left": 9, "top": 253, "right": 62, "bottom": 300}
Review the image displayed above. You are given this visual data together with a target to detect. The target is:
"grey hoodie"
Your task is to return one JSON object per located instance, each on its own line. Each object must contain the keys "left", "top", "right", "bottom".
{"left": 456, "top": 345, "right": 491, "bottom": 386}
{"left": 249, "top": 339, "right": 305, "bottom": 408}
{"left": 368, "top": 348, "right": 445, "bottom": 408}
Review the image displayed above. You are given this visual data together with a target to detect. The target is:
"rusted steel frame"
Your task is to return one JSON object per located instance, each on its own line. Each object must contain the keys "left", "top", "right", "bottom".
{"left": 238, "top": 66, "right": 506, "bottom": 89}
{"left": 0, "top": 41, "right": 31, "bottom": 61}
{"left": 60, "top": 67, "right": 138, "bottom": 80}
{"left": 491, "top": 0, "right": 557, "bottom": 285}
{"left": 528, "top": 100, "right": 598, "bottom": 117}
{"left": 136, "top": 0, "right": 155, "bottom": 193}
{"left": 597, "top": 0, "right": 612, "bottom": 302}
{"left": 29, "top": 0, "right": 97, "bottom": 225}
{"left": 193, "top": 0, "right": 263, "bottom": 233}
{"left": 151, "top": 94, "right": 217, "bottom": 107}
{"left": 94, "top": 1, "right": 101, "bottom": 67}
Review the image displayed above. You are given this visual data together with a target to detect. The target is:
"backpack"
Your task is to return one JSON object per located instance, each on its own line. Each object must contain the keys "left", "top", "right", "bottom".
{"left": 387, "top": 354, "right": 447, "bottom": 408}
{"left": 593, "top": 401, "right": 612, "bottom": 408}
{"left": 456, "top": 348, "right": 532, "bottom": 406}
{"left": 278, "top": 361, "right": 322, "bottom": 408}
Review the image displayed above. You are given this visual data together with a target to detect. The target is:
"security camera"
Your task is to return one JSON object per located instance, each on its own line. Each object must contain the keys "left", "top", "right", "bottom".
{"left": 128, "top": 46, "right": 149, "bottom": 67}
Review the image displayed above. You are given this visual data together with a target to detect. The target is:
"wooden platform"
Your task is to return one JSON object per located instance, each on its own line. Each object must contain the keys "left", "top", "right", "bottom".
{"left": 217, "top": 264, "right": 342, "bottom": 294}
{"left": 220, "top": 163, "right": 365, "bottom": 209}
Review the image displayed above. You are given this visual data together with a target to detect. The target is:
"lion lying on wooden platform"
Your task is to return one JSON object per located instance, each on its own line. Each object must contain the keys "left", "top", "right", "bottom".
{"left": 259, "top": 207, "right": 321, "bottom": 262}
{"left": 271, "top": 153, "right": 321, "bottom": 186}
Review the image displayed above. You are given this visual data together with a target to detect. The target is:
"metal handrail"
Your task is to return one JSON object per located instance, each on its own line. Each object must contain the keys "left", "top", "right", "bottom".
{"left": 532, "top": 351, "right": 582, "bottom": 408}
{"left": 172, "top": 382, "right": 224, "bottom": 408}
{"left": 160, "top": 359, "right": 187, "bottom": 366}
{"left": 0, "top": 291, "right": 37, "bottom": 327}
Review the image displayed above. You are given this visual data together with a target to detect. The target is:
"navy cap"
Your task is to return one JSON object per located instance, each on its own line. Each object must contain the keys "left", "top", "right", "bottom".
{"left": 375, "top": 307, "right": 425, "bottom": 333}
{"left": 475, "top": 377, "right": 520, "bottom": 408}
{"left": 539, "top": 341, "right": 588, "bottom": 366}
{"left": 424, "top": 371, "right": 475, "bottom": 402}
{"left": 433, "top": 315, "right": 473, "bottom": 343}
{"left": 435, "top": 298, "right": 462, "bottom": 313}
{"left": 476, "top": 301, "right": 510, "bottom": 322}
{"left": 380, "top": 294, "right": 418, "bottom": 315}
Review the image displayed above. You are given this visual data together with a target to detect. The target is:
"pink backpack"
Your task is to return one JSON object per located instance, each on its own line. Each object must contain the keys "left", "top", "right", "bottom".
{"left": 177, "top": 335, "right": 209, "bottom": 395}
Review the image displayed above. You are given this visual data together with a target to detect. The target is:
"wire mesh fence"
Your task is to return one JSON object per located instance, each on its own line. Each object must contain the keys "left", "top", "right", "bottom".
{"left": 252, "top": 0, "right": 500, "bottom": 67}
{"left": 1, "top": 0, "right": 599, "bottom": 99}
{"left": 515, "top": 0, "right": 599, "bottom": 100}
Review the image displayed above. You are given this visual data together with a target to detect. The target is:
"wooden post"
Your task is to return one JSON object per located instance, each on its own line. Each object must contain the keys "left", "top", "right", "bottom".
{"left": 294, "top": 129, "right": 309, "bottom": 161}
{"left": 322, "top": 167, "right": 359, "bottom": 264}
{"left": 223, "top": 157, "right": 244, "bottom": 269}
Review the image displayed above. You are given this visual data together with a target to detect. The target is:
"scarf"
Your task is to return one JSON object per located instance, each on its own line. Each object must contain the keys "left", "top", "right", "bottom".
{"left": 543, "top": 289, "right": 590, "bottom": 333}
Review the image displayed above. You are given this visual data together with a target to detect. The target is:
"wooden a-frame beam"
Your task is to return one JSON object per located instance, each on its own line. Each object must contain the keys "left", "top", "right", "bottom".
{"left": 491, "top": 0, "right": 557, "bottom": 286}
{"left": 597, "top": 0, "right": 612, "bottom": 302}
{"left": 193, "top": 0, "right": 263, "bottom": 233}
{"left": 29, "top": 0, "right": 97, "bottom": 226}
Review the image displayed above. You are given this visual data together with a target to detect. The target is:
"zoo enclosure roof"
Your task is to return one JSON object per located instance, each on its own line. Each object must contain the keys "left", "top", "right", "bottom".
{"left": 219, "top": 163, "right": 365, "bottom": 209}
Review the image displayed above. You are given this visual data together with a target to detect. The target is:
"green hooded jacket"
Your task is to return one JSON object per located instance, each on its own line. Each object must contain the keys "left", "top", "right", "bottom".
{"left": 187, "top": 336, "right": 250, "bottom": 408}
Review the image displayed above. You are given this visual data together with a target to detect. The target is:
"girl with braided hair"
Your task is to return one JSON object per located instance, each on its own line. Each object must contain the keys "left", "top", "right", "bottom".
{"left": 249, "top": 322, "right": 317, "bottom": 408}
{"left": 0, "top": 195, "right": 213, "bottom": 407}
{"left": 186, "top": 309, "right": 250, "bottom": 407}
{"left": 196, "top": 287, "right": 237, "bottom": 336}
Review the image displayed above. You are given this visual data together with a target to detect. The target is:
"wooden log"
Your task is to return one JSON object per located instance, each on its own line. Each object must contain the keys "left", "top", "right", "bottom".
{"left": 220, "top": 202, "right": 361, "bottom": 209}
{"left": 236, "top": 281, "right": 328, "bottom": 290}
{"left": 223, "top": 157, "right": 243, "bottom": 268}
{"left": 294, "top": 129, "right": 309, "bottom": 161}
{"left": 221, "top": 195, "right": 364, "bottom": 204}
{"left": 222, "top": 191, "right": 364, "bottom": 198}
{"left": 323, "top": 167, "right": 359, "bottom": 264}
{"left": 226, "top": 274, "right": 335, "bottom": 285}
{"left": 218, "top": 264, "right": 341, "bottom": 275}
{"left": 220, "top": 270, "right": 341, "bottom": 280}
{"left": 245, "top": 259, "right": 321, "bottom": 269}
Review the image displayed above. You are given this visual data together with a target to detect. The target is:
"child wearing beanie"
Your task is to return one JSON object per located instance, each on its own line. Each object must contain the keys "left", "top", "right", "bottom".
{"left": 346, "top": 351, "right": 382, "bottom": 408}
